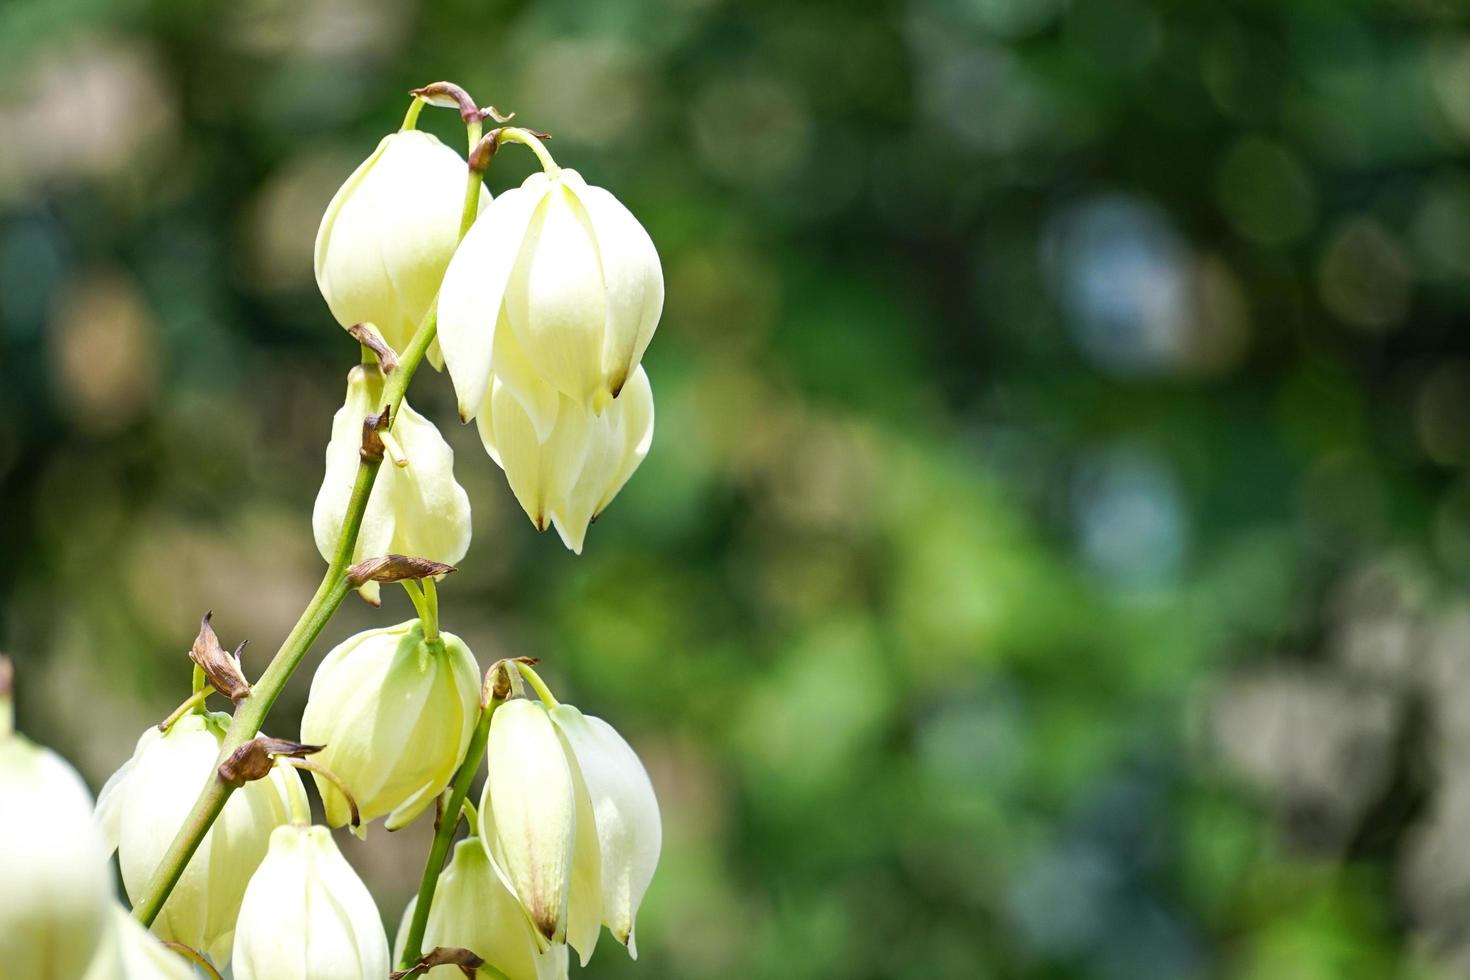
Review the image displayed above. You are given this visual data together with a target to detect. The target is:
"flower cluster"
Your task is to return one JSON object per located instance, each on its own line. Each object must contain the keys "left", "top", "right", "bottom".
{"left": 315, "top": 115, "right": 664, "bottom": 556}
{"left": 0, "top": 83, "right": 668, "bottom": 980}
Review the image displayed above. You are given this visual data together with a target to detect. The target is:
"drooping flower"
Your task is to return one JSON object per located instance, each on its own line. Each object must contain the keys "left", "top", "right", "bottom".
{"left": 232, "top": 824, "right": 390, "bottom": 980}
{"left": 0, "top": 718, "right": 113, "bottom": 979}
{"left": 315, "top": 129, "right": 490, "bottom": 357}
{"left": 313, "top": 365, "right": 472, "bottom": 604}
{"left": 438, "top": 167, "right": 663, "bottom": 423}
{"left": 479, "top": 697, "right": 661, "bottom": 963}
{"left": 476, "top": 365, "right": 654, "bottom": 553}
{"left": 394, "top": 837, "right": 569, "bottom": 980}
{"left": 95, "top": 711, "right": 306, "bottom": 966}
{"left": 300, "top": 619, "right": 480, "bottom": 835}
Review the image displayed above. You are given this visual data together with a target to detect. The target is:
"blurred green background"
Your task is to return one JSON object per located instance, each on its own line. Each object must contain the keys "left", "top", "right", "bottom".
{"left": 3, "top": 0, "right": 1470, "bottom": 976}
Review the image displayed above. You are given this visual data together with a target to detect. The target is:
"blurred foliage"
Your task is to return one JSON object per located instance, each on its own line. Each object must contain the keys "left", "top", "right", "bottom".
{"left": 3, "top": 0, "right": 1470, "bottom": 976}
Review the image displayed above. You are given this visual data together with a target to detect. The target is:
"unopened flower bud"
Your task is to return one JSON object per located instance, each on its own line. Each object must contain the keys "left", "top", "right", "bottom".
{"left": 476, "top": 366, "right": 653, "bottom": 553}
{"left": 232, "top": 824, "right": 390, "bottom": 980}
{"left": 314, "top": 365, "right": 472, "bottom": 604}
{"left": 479, "top": 699, "right": 577, "bottom": 946}
{"left": 0, "top": 720, "right": 113, "bottom": 979}
{"left": 301, "top": 619, "right": 480, "bottom": 835}
{"left": 95, "top": 712, "right": 307, "bottom": 966}
{"left": 438, "top": 168, "right": 663, "bottom": 420}
{"left": 315, "top": 129, "right": 490, "bottom": 356}
{"left": 394, "top": 838, "right": 569, "bottom": 980}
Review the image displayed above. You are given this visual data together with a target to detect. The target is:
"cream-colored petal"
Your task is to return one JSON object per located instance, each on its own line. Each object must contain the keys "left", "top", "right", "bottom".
{"left": 491, "top": 310, "right": 563, "bottom": 442}
{"left": 558, "top": 726, "right": 604, "bottom": 965}
{"left": 439, "top": 182, "right": 547, "bottom": 422}
{"left": 383, "top": 400, "right": 473, "bottom": 566}
{"left": 567, "top": 176, "right": 664, "bottom": 400}
{"left": 549, "top": 706, "right": 661, "bottom": 957}
{"left": 481, "top": 700, "right": 576, "bottom": 946}
{"left": 313, "top": 367, "right": 396, "bottom": 568}
{"left": 503, "top": 181, "right": 607, "bottom": 407}
{"left": 595, "top": 365, "right": 655, "bottom": 518}
{"left": 549, "top": 409, "right": 620, "bottom": 556}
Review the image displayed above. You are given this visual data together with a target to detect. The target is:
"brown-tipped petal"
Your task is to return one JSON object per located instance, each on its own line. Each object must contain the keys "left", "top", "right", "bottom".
{"left": 189, "top": 612, "right": 251, "bottom": 703}
{"left": 346, "top": 554, "right": 456, "bottom": 587}
{"left": 218, "top": 737, "right": 323, "bottom": 787}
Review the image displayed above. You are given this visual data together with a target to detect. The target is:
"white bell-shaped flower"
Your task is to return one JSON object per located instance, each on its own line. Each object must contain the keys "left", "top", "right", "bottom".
{"left": 315, "top": 129, "right": 490, "bottom": 356}
{"left": 0, "top": 724, "right": 113, "bottom": 979}
{"left": 438, "top": 167, "right": 663, "bottom": 420}
{"left": 95, "top": 711, "right": 307, "bottom": 966}
{"left": 394, "top": 837, "right": 569, "bottom": 980}
{"left": 301, "top": 619, "right": 480, "bottom": 835}
{"left": 313, "top": 365, "right": 472, "bottom": 604}
{"left": 232, "top": 824, "right": 390, "bottom": 980}
{"left": 476, "top": 365, "right": 653, "bottom": 553}
{"left": 479, "top": 695, "right": 662, "bottom": 964}
{"left": 550, "top": 704, "right": 662, "bottom": 958}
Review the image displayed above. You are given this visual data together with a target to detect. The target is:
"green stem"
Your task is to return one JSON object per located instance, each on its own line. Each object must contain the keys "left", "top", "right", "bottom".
{"left": 402, "top": 579, "right": 431, "bottom": 625}
{"left": 398, "top": 697, "right": 501, "bottom": 969}
{"left": 421, "top": 578, "right": 440, "bottom": 640}
{"left": 158, "top": 686, "right": 214, "bottom": 733}
{"left": 401, "top": 97, "right": 426, "bottom": 132}
{"left": 516, "top": 662, "right": 559, "bottom": 707}
{"left": 496, "top": 126, "right": 559, "bottom": 174}
{"left": 131, "top": 111, "right": 489, "bottom": 927}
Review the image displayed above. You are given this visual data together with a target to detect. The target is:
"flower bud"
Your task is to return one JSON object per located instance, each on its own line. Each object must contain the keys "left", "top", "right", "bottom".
{"left": 476, "top": 365, "right": 653, "bottom": 553}
{"left": 479, "top": 699, "right": 576, "bottom": 946}
{"left": 300, "top": 619, "right": 480, "bottom": 835}
{"left": 95, "top": 712, "right": 307, "bottom": 966}
{"left": 315, "top": 129, "right": 490, "bottom": 356}
{"left": 394, "top": 838, "right": 569, "bottom": 980}
{"left": 549, "top": 705, "right": 661, "bottom": 958}
{"left": 232, "top": 824, "right": 390, "bottom": 980}
{"left": 438, "top": 168, "right": 663, "bottom": 420}
{"left": 313, "top": 365, "right": 472, "bottom": 604}
{"left": 0, "top": 728, "right": 112, "bottom": 979}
